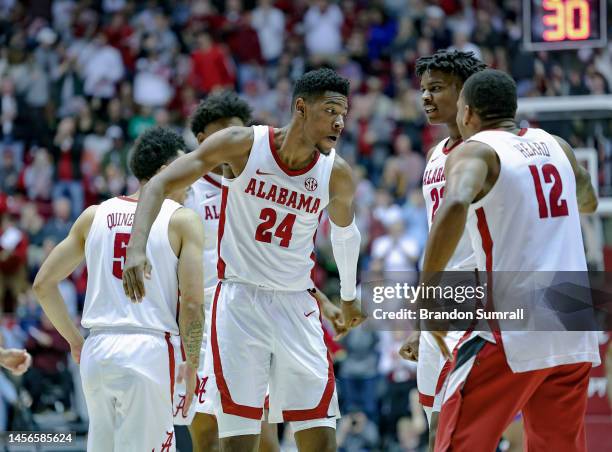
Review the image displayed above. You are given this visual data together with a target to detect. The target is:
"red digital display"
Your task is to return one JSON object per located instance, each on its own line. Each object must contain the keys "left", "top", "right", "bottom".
{"left": 523, "top": 0, "right": 607, "bottom": 51}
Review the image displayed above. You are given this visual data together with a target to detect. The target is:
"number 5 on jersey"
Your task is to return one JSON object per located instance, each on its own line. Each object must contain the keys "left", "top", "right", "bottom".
{"left": 255, "top": 208, "right": 296, "bottom": 248}
{"left": 112, "top": 232, "right": 131, "bottom": 279}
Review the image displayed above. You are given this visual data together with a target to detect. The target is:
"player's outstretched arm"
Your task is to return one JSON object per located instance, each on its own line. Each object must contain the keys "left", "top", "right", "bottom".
{"left": 33, "top": 206, "right": 96, "bottom": 363}
{"left": 553, "top": 135, "right": 598, "bottom": 214}
{"left": 123, "top": 126, "right": 253, "bottom": 301}
{"left": 327, "top": 156, "right": 366, "bottom": 329}
{"left": 173, "top": 207, "right": 205, "bottom": 416}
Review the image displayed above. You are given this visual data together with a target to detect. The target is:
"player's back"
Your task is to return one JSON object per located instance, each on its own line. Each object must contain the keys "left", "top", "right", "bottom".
{"left": 82, "top": 196, "right": 182, "bottom": 334}
{"left": 218, "top": 125, "right": 335, "bottom": 291}
{"left": 466, "top": 128, "right": 585, "bottom": 271}
{"left": 465, "top": 128, "right": 599, "bottom": 371}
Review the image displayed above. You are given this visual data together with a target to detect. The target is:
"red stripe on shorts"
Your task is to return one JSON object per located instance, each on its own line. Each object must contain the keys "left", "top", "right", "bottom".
{"left": 210, "top": 282, "right": 264, "bottom": 419}
{"left": 165, "top": 332, "right": 175, "bottom": 402}
{"left": 216, "top": 186, "right": 229, "bottom": 279}
{"left": 281, "top": 292, "right": 336, "bottom": 421}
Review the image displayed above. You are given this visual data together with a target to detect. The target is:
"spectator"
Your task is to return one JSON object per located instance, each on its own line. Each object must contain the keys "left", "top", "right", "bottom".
{"left": 79, "top": 32, "right": 125, "bottom": 99}
{"left": 50, "top": 117, "right": 84, "bottom": 219}
{"left": 337, "top": 410, "right": 380, "bottom": 451}
{"left": 41, "top": 197, "right": 72, "bottom": 244}
{"left": 0, "top": 208, "right": 28, "bottom": 312}
{"left": 251, "top": 0, "right": 285, "bottom": 65}
{"left": 370, "top": 209, "right": 420, "bottom": 274}
{"left": 23, "top": 312, "right": 72, "bottom": 413}
{"left": 189, "top": 31, "right": 236, "bottom": 94}
{"left": 303, "top": 0, "right": 344, "bottom": 59}
{"left": 382, "top": 134, "right": 425, "bottom": 200}
{"left": 22, "top": 147, "right": 54, "bottom": 202}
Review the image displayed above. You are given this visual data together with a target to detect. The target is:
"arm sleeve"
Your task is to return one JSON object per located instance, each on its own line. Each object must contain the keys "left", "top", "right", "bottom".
{"left": 330, "top": 217, "right": 361, "bottom": 301}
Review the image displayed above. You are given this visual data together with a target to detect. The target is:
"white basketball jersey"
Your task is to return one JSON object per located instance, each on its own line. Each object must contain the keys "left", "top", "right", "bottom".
{"left": 422, "top": 138, "right": 476, "bottom": 270}
{"left": 218, "top": 125, "right": 334, "bottom": 291}
{"left": 185, "top": 174, "right": 222, "bottom": 289}
{"left": 82, "top": 196, "right": 182, "bottom": 334}
{"left": 465, "top": 128, "right": 599, "bottom": 371}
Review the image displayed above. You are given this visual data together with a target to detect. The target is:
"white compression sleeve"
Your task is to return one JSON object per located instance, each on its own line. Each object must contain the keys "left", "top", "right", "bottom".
{"left": 330, "top": 218, "right": 361, "bottom": 301}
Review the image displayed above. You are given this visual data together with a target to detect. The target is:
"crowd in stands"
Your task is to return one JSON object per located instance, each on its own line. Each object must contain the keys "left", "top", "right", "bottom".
{"left": 0, "top": 0, "right": 610, "bottom": 449}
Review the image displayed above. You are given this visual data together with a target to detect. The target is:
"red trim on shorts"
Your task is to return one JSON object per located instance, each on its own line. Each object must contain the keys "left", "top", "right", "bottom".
{"left": 442, "top": 138, "right": 463, "bottom": 155}
{"left": 203, "top": 174, "right": 223, "bottom": 189}
{"left": 518, "top": 128, "right": 528, "bottom": 136}
{"left": 264, "top": 395, "right": 270, "bottom": 410}
{"left": 281, "top": 293, "right": 336, "bottom": 421}
{"left": 419, "top": 391, "right": 435, "bottom": 408}
{"left": 268, "top": 126, "right": 320, "bottom": 176}
{"left": 216, "top": 186, "right": 229, "bottom": 279}
{"left": 165, "top": 332, "right": 176, "bottom": 402}
{"left": 210, "top": 282, "right": 264, "bottom": 420}
{"left": 117, "top": 196, "right": 138, "bottom": 202}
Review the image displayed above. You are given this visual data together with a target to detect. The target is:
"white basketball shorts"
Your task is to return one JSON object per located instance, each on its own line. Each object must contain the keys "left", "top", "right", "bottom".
{"left": 80, "top": 328, "right": 176, "bottom": 451}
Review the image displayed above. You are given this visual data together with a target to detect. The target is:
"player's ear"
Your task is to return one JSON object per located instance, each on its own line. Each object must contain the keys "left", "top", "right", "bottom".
{"left": 196, "top": 132, "right": 206, "bottom": 144}
{"left": 294, "top": 98, "right": 306, "bottom": 118}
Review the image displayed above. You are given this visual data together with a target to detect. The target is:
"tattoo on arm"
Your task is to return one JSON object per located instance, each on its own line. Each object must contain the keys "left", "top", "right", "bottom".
{"left": 182, "top": 316, "right": 203, "bottom": 368}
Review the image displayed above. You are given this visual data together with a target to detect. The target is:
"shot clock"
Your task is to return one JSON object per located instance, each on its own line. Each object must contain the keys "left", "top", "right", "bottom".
{"left": 523, "top": 0, "right": 607, "bottom": 51}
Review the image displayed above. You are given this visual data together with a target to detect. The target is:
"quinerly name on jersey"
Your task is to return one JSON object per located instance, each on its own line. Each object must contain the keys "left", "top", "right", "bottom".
{"left": 106, "top": 212, "right": 134, "bottom": 230}
{"left": 422, "top": 166, "right": 445, "bottom": 186}
{"left": 244, "top": 177, "right": 322, "bottom": 214}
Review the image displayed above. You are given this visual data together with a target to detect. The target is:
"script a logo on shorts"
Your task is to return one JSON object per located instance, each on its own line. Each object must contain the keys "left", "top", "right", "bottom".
{"left": 305, "top": 177, "right": 318, "bottom": 191}
{"left": 155, "top": 430, "right": 174, "bottom": 452}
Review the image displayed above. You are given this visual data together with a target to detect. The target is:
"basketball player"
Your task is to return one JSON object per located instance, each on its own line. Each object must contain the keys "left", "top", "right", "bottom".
{"left": 174, "top": 91, "right": 349, "bottom": 452}
{"left": 123, "top": 68, "right": 365, "bottom": 452}
{"left": 33, "top": 127, "right": 205, "bottom": 452}
{"left": 398, "top": 51, "right": 486, "bottom": 440}
{"left": 421, "top": 69, "right": 599, "bottom": 451}
{"left": 0, "top": 347, "right": 31, "bottom": 375}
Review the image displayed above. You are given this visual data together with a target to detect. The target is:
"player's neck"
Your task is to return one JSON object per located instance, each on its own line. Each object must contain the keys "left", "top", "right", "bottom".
{"left": 446, "top": 123, "right": 462, "bottom": 144}
{"left": 210, "top": 166, "right": 223, "bottom": 176}
{"left": 276, "top": 125, "right": 320, "bottom": 170}
{"left": 128, "top": 190, "right": 140, "bottom": 201}
{"left": 481, "top": 119, "right": 519, "bottom": 133}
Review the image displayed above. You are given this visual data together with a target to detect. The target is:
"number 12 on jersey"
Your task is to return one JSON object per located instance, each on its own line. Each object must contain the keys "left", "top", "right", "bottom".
{"left": 255, "top": 208, "right": 296, "bottom": 248}
{"left": 529, "top": 163, "right": 569, "bottom": 218}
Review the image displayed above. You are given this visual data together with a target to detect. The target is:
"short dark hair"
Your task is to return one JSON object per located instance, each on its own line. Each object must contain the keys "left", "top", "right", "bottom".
{"left": 130, "top": 127, "right": 185, "bottom": 181}
{"left": 416, "top": 50, "right": 487, "bottom": 83}
{"left": 462, "top": 69, "right": 517, "bottom": 121}
{"left": 292, "top": 68, "right": 350, "bottom": 103}
{"left": 190, "top": 91, "right": 252, "bottom": 135}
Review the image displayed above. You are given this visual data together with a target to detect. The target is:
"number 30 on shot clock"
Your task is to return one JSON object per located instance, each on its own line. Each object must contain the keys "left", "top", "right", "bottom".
{"left": 523, "top": 0, "right": 607, "bottom": 51}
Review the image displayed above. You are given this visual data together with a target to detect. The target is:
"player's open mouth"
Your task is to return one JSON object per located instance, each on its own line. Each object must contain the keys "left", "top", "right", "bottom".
{"left": 327, "top": 135, "right": 338, "bottom": 142}
{"left": 424, "top": 105, "right": 437, "bottom": 114}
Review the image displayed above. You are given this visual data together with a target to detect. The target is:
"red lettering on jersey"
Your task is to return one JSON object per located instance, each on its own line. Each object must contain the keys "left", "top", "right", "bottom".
{"left": 287, "top": 191, "right": 298, "bottom": 209}
{"left": 297, "top": 194, "right": 313, "bottom": 212}
{"left": 106, "top": 212, "right": 135, "bottom": 230}
{"left": 245, "top": 178, "right": 257, "bottom": 195}
{"left": 265, "top": 184, "right": 278, "bottom": 202}
{"left": 278, "top": 188, "right": 289, "bottom": 204}
{"left": 204, "top": 206, "right": 214, "bottom": 220}
{"left": 212, "top": 205, "right": 220, "bottom": 219}
{"left": 256, "top": 181, "right": 266, "bottom": 198}
{"left": 311, "top": 198, "right": 321, "bottom": 214}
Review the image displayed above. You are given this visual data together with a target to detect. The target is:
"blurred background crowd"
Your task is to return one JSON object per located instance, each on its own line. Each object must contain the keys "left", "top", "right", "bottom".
{"left": 0, "top": 0, "right": 611, "bottom": 450}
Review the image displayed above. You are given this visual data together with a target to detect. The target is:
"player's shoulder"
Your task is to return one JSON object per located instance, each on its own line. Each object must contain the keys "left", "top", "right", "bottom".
{"left": 426, "top": 139, "right": 446, "bottom": 163}
{"left": 169, "top": 206, "right": 204, "bottom": 237}
{"left": 331, "top": 153, "right": 352, "bottom": 178}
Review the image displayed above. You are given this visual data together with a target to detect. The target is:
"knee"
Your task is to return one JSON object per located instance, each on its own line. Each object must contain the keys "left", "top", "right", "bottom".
{"left": 190, "top": 414, "right": 219, "bottom": 452}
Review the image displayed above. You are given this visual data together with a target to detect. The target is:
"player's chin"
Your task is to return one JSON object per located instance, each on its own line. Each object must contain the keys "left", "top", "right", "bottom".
{"left": 316, "top": 138, "right": 336, "bottom": 154}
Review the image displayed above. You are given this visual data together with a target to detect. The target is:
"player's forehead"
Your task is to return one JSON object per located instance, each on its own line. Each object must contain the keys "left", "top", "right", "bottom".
{"left": 420, "top": 69, "right": 459, "bottom": 88}
{"left": 317, "top": 92, "right": 348, "bottom": 110}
